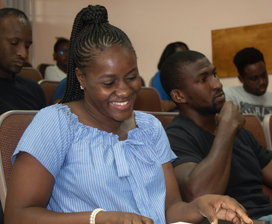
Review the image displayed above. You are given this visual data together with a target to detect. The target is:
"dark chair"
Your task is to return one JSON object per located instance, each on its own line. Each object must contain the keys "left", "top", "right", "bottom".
{"left": 38, "top": 80, "right": 60, "bottom": 106}
{"left": 133, "top": 87, "right": 163, "bottom": 112}
{"left": 140, "top": 77, "right": 145, "bottom": 87}
{"left": 37, "top": 63, "right": 53, "bottom": 79}
{"left": 244, "top": 114, "right": 267, "bottom": 148}
{"left": 0, "top": 110, "right": 37, "bottom": 210}
{"left": 17, "top": 67, "right": 43, "bottom": 82}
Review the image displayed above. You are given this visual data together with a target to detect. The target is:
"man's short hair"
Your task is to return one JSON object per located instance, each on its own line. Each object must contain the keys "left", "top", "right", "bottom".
{"left": 0, "top": 8, "right": 28, "bottom": 25}
{"left": 233, "top": 47, "right": 265, "bottom": 77}
{"left": 54, "top": 38, "right": 69, "bottom": 53}
{"left": 160, "top": 50, "right": 205, "bottom": 98}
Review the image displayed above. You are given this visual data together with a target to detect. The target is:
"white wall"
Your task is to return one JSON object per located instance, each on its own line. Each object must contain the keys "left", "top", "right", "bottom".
{"left": 31, "top": 0, "right": 272, "bottom": 90}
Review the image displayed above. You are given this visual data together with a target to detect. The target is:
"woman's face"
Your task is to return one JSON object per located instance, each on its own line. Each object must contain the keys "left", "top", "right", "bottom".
{"left": 76, "top": 44, "right": 141, "bottom": 122}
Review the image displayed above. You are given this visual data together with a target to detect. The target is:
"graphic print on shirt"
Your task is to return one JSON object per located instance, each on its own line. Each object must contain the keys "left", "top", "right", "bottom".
{"left": 240, "top": 102, "right": 272, "bottom": 121}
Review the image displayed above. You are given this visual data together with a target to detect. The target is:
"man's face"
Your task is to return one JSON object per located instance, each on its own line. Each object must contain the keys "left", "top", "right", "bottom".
{"left": 181, "top": 57, "right": 225, "bottom": 116}
{"left": 239, "top": 61, "right": 268, "bottom": 96}
{"left": 0, "top": 15, "right": 32, "bottom": 79}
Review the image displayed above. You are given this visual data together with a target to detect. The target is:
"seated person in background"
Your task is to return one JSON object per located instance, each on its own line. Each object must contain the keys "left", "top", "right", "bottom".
{"left": 152, "top": 41, "right": 189, "bottom": 112}
{"left": 0, "top": 8, "right": 46, "bottom": 115}
{"left": 224, "top": 47, "right": 272, "bottom": 122}
{"left": 5, "top": 5, "right": 252, "bottom": 224}
{"left": 44, "top": 38, "right": 69, "bottom": 81}
{"left": 161, "top": 50, "right": 272, "bottom": 222}
{"left": 52, "top": 77, "right": 66, "bottom": 104}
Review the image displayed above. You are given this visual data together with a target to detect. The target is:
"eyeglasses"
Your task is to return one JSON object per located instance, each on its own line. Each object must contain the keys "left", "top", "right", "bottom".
{"left": 59, "top": 49, "right": 68, "bottom": 55}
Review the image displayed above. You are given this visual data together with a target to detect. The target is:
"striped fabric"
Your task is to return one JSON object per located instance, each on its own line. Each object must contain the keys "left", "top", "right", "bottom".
{"left": 12, "top": 104, "right": 176, "bottom": 224}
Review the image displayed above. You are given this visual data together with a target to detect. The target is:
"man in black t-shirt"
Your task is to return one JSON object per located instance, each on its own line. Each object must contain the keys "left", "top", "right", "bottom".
{"left": 0, "top": 8, "right": 46, "bottom": 115}
{"left": 160, "top": 50, "right": 272, "bottom": 221}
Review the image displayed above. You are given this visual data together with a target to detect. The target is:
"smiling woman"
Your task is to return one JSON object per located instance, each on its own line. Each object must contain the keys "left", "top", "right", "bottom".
{"left": 4, "top": 4, "right": 253, "bottom": 224}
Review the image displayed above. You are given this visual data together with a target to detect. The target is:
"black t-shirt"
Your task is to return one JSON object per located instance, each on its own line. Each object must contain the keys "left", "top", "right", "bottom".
{"left": 0, "top": 74, "right": 46, "bottom": 114}
{"left": 166, "top": 114, "right": 272, "bottom": 219}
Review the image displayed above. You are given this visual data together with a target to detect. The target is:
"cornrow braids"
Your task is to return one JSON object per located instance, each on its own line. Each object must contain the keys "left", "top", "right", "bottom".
{"left": 61, "top": 5, "right": 134, "bottom": 103}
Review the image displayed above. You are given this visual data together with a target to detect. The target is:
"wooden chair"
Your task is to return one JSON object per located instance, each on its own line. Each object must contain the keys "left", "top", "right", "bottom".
{"left": 145, "top": 111, "right": 178, "bottom": 127}
{"left": 17, "top": 67, "right": 43, "bottom": 82}
{"left": 38, "top": 80, "right": 59, "bottom": 106}
{"left": 37, "top": 63, "right": 53, "bottom": 79}
{"left": 243, "top": 114, "right": 267, "bottom": 148}
{"left": 263, "top": 114, "right": 272, "bottom": 151}
{"left": 243, "top": 114, "right": 272, "bottom": 201}
{"left": 133, "top": 87, "right": 163, "bottom": 112}
{"left": 0, "top": 110, "right": 37, "bottom": 210}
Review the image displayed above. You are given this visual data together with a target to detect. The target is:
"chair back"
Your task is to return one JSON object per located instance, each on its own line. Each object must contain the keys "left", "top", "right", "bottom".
{"left": 0, "top": 110, "right": 37, "bottom": 210}
{"left": 134, "top": 87, "right": 163, "bottom": 112}
{"left": 243, "top": 114, "right": 267, "bottom": 148}
{"left": 146, "top": 111, "right": 178, "bottom": 127}
{"left": 37, "top": 63, "right": 53, "bottom": 79}
{"left": 263, "top": 114, "right": 272, "bottom": 151}
{"left": 17, "top": 67, "right": 43, "bottom": 82}
{"left": 38, "top": 80, "right": 59, "bottom": 106}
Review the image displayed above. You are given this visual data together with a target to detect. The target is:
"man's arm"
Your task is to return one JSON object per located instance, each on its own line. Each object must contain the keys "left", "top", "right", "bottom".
{"left": 262, "top": 159, "right": 272, "bottom": 189}
{"left": 173, "top": 102, "right": 245, "bottom": 202}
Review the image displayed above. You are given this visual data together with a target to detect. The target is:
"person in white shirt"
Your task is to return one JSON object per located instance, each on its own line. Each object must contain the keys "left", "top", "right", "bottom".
{"left": 44, "top": 38, "right": 69, "bottom": 81}
{"left": 224, "top": 47, "right": 272, "bottom": 122}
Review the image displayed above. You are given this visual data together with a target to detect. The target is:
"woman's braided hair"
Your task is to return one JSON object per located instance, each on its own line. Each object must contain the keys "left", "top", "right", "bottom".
{"left": 61, "top": 5, "right": 134, "bottom": 103}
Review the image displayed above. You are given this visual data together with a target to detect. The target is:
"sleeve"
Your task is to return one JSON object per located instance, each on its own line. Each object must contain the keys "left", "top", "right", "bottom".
{"left": 52, "top": 78, "right": 66, "bottom": 102}
{"left": 45, "top": 66, "right": 59, "bottom": 81}
{"left": 166, "top": 123, "right": 205, "bottom": 168}
{"left": 152, "top": 71, "right": 171, "bottom": 101}
{"left": 12, "top": 106, "right": 73, "bottom": 178}
{"left": 151, "top": 116, "right": 177, "bottom": 165}
{"left": 223, "top": 87, "right": 240, "bottom": 105}
{"left": 241, "top": 129, "right": 272, "bottom": 169}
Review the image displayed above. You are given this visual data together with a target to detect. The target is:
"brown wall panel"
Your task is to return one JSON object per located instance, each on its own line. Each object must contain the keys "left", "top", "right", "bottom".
{"left": 212, "top": 23, "right": 272, "bottom": 78}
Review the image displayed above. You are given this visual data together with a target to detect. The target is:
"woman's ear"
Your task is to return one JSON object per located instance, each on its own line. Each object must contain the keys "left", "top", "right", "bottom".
{"left": 171, "top": 89, "right": 187, "bottom": 104}
{"left": 75, "top": 68, "right": 85, "bottom": 89}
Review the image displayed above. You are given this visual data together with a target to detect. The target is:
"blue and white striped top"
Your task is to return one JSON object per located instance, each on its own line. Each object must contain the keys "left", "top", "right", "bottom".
{"left": 12, "top": 104, "right": 177, "bottom": 224}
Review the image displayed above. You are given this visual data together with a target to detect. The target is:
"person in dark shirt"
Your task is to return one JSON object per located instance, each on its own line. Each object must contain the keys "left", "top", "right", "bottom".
{"left": 0, "top": 8, "right": 46, "bottom": 115}
{"left": 160, "top": 50, "right": 272, "bottom": 222}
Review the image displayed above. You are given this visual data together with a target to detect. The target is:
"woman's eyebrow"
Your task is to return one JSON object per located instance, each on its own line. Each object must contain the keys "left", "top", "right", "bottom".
{"left": 99, "top": 67, "right": 138, "bottom": 79}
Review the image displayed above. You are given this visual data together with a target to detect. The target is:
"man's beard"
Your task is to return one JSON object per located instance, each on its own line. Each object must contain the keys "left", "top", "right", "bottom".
{"left": 189, "top": 90, "right": 225, "bottom": 117}
{"left": 193, "top": 103, "right": 222, "bottom": 117}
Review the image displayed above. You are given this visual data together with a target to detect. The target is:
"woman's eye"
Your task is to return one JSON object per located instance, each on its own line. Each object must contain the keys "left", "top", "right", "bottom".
{"left": 127, "top": 76, "right": 137, "bottom": 81}
{"left": 103, "top": 82, "right": 114, "bottom": 86}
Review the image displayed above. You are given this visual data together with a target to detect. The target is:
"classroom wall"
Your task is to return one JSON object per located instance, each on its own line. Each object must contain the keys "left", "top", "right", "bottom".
{"left": 32, "top": 0, "right": 272, "bottom": 91}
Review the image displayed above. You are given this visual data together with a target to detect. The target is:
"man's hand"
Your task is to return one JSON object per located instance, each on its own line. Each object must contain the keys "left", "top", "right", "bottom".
{"left": 215, "top": 101, "right": 245, "bottom": 132}
{"left": 193, "top": 195, "right": 252, "bottom": 224}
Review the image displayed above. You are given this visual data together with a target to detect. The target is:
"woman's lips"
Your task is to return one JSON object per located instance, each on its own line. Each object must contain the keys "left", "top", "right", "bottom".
{"left": 110, "top": 99, "right": 131, "bottom": 110}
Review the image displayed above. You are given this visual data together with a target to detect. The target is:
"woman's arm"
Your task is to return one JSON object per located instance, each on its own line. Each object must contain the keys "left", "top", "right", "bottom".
{"left": 5, "top": 152, "right": 153, "bottom": 224}
{"left": 162, "top": 161, "right": 252, "bottom": 224}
